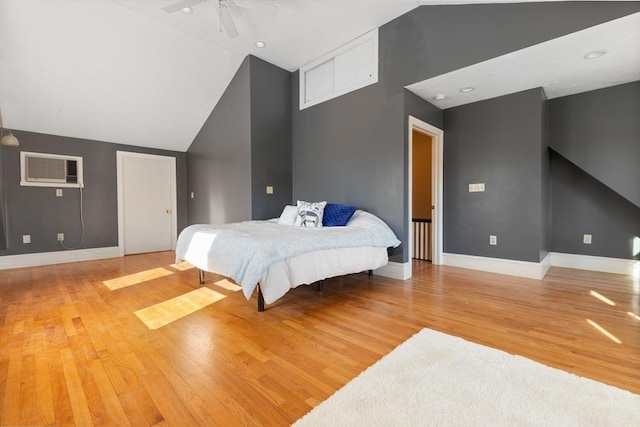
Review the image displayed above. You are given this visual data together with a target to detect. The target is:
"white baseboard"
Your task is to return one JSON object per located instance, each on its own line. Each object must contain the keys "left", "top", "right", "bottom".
{"left": 442, "top": 252, "right": 550, "bottom": 280}
{"left": 375, "top": 261, "right": 411, "bottom": 280}
{"left": 0, "top": 247, "right": 120, "bottom": 270}
{"left": 550, "top": 252, "right": 639, "bottom": 276}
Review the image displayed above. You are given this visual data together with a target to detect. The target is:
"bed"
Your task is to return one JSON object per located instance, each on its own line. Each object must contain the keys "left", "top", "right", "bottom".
{"left": 175, "top": 205, "right": 400, "bottom": 311}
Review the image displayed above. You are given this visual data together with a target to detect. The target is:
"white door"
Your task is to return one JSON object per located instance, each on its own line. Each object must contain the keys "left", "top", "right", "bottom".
{"left": 117, "top": 152, "right": 177, "bottom": 255}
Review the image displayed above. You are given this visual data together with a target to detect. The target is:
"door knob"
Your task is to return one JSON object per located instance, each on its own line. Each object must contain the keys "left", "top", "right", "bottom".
{"left": 166, "top": 209, "right": 172, "bottom": 214}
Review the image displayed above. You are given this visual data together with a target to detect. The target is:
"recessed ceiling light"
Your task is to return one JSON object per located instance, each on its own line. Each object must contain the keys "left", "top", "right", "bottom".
{"left": 181, "top": 6, "right": 193, "bottom": 14}
{"left": 255, "top": 41, "right": 266, "bottom": 48}
{"left": 459, "top": 87, "right": 475, "bottom": 93}
{"left": 583, "top": 50, "right": 607, "bottom": 60}
{"left": 433, "top": 94, "right": 446, "bottom": 101}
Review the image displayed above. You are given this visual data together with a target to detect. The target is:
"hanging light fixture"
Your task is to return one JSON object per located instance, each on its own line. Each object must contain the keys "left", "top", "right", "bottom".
{"left": 0, "top": 128, "right": 19, "bottom": 147}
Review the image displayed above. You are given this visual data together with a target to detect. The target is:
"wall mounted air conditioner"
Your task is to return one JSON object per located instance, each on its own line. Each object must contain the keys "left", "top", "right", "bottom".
{"left": 20, "top": 151, "right": 84, "bottom": 188}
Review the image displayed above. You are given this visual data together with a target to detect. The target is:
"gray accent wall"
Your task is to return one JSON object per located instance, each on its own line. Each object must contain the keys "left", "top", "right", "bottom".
{"left": 443, "top": 88, "right": 547, "bottom": 263}
{"left": 187, "top": 55, "right": 292, "bottom": 225}
{"left": 548, "top": 82, "right": 640, "bottom": 259}
{"left": 188, "top": 56, "right": 252, "bottom": 225}
{"left": 549, "top": 81, "right": 640, "bottom": 207}
{"left": 0, "top": 130, "right": 187, "bottom": 257}
{"left": 550, "top": 150, "right": 639, "bottom": 260}
{"left": 292, "top": 2, "right": 636, "bottom": 263}
{"left": 250, "top": 56, "right": 293, "bottom": 220}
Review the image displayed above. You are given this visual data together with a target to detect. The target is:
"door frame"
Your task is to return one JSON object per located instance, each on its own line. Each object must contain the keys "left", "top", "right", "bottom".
{"left": 116, "top": 151, "right": 177, "bottom": 256}
{"left": 408, "top": 116, "right": 444, "bottom": 274}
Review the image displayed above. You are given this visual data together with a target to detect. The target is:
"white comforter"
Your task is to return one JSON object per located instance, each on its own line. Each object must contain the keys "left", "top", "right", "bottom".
{"left": 175, "top": 210, "right": 400, "bottom": 300}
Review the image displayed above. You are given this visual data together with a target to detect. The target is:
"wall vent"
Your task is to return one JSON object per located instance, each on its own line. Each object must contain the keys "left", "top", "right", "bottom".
{"left": 20, "top": 151, "right": 83, "bottom": 188}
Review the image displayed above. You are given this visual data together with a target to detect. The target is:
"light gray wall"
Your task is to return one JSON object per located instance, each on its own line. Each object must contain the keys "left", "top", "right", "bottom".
{"left": 549, "top": 81, "right": 640, "bottom": 207}
{"left": 0, "top": 130, "right": 188, "bottom": 256}
{"left": 250, "top": 56, "right": 293, "bottom": 220}
{"left": 550, "top": 150, "right": 639, "bottom": 260}
{"left": 443, "top": 88, "right": 546, "bottom": 263}
{"left": 187, "top": 57, "right": 252, "bottom": 225}
{"left": 292, "top": 2, "right": 637, "bottom": 263}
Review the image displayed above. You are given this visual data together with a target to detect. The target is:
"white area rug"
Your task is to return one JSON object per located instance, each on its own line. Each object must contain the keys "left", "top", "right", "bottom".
{"left": 293, "top": 328, "right": 640, "bottom": 426}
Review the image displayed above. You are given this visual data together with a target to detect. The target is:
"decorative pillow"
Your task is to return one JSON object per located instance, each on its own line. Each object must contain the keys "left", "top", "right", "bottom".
{"left": 278, "top": 205, "right": 298, "bottom": 225}
{"left": 294, "top": 200, "right": 327, "bottom": 228}
{"left": 323, "top": 203, "right": 357, "bottom": 227}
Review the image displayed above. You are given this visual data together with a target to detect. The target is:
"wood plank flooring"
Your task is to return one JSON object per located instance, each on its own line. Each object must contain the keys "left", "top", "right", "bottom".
{"left": 1, "top": 252, "right": 638, "bottom": 426}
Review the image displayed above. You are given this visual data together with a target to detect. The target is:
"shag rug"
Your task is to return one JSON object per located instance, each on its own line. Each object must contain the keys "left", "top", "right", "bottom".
{"left": 293, "top": 328, "right": 640, "bottom": 426}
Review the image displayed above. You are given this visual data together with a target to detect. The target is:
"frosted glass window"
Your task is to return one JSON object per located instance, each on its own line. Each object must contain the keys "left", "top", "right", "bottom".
{"left": 334, "top": 37, "right": 375, "bottom": 92}
{"left": 300, "top": 29, "right": 378, "bottom": 110}
{"left": 304, "top": 59, "right": 335, "bottom": 103}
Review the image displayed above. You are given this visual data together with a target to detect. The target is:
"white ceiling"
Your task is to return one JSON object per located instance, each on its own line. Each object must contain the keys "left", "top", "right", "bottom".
{"left": 0, "top": 1, "right": 638, "bottom": 152}
{"left": 407, "top": 12, "right": 640, "bottom": 109}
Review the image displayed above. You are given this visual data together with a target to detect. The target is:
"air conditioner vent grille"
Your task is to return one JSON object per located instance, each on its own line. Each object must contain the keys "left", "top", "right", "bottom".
{"left": 26, "top": 156, "right": 68, "bottom": 183}
{"left": 20, "top": 151, "right": 83, "bottom": 188}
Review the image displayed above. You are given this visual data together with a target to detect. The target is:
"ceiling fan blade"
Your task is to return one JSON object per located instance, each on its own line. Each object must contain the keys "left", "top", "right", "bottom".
{"left": 219, "top": 5, "right": 239, "bottom": 38}
{"left": 225, "top": 0, "right": 242, "bottom": 17}
{"left": 162, "top": 0, "right": 203, "bottom": 14}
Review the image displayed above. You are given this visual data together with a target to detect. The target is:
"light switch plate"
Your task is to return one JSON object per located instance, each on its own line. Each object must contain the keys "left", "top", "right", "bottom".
{"left": 56, "top": 189, "right": 63, "bottom": 197}
{"left": 266, "top": 186, "right": 274, "bottom": 194}
{"left": 469, "top": 183, "right": 485, "bottom": 192}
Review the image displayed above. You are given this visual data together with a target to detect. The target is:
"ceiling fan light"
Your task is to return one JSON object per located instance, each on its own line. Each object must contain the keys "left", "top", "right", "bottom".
{"left": 0, "top": 129, "right": 19, "bottom": 147}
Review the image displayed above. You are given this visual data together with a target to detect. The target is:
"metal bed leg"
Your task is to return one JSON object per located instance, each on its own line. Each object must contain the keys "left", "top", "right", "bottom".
{"left": 368, "top": 270, "right": 373, "bottom": 277}
{"left": 199, "top": 269, "right": 205, "bottom": 284}
{"left": 316, "top": 280, "right": 324, "bottom": 293}
{"left": 257, "top": 285, "right": 265, "bottom": 312}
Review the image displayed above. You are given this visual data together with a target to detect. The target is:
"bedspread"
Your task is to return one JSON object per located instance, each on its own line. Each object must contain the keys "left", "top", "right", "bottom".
{"left": 175, "top": 210, "right": 400, "bottom": 300}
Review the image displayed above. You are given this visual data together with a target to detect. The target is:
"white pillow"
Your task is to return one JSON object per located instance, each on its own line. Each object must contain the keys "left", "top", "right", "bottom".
{"left": 294, "top": 200, "right": 327, "bottom": 228}
{"left": 278, "top": 205, "right": 298, "bottom": 225}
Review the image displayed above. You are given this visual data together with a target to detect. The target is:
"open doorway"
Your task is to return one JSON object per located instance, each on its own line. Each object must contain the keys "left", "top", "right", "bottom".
{"left": 408, "top": 116, "right": 443, "bottom": 278}
{"left": 412, "top": 130, "right": 433, "bottom": 263}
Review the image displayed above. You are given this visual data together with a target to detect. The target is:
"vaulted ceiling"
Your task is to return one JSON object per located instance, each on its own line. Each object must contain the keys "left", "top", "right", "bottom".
{"left": 1, "top": 0, "right": 638, "bottom": 152}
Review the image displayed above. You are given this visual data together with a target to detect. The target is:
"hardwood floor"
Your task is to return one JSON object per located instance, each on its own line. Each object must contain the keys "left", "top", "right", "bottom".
{"left": 1, "top": 252, "right": 638, "bottom": 426}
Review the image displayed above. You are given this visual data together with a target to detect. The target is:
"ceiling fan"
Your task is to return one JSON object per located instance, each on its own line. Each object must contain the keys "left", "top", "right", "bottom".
{"left": 162, "top": 0, "right": 277, "bottom": 38}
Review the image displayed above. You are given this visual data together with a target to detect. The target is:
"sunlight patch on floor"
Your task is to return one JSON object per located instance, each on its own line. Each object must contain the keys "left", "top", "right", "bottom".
{"left": 589, "top": 290, "right": 616, "bottom": 306}
{"left": 169, "top": 262, "right": 195, "bottom": 271}
{"left": 103, "top": 267, "right": 174, "bottom": 290}
{"left": 586, "top": 319, "right": 622, "bottom": 344}
{"left": 134, "top": 287, "right": 225, "bottom": 330}
{"left": 214, "top": 278, "right": 242, "bottom": 292}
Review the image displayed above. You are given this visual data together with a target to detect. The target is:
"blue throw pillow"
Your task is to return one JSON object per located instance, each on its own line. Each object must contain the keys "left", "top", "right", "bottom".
{"left": 323, "top": 203, "right": 357, "bottom": 227}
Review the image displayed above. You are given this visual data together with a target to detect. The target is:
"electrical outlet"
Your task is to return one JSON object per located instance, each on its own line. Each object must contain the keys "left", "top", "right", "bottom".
{"left": 23, "top": 235, "right": 31, "bottom": 244}
{"left": 489, "top": 235, "right": 497, "bottom": 245}
{"left": 583, "top": 234, "right": 592, "bottom": 244}
{"left": 57, "top": 233, "right": 64, "bottom": 242}
{"left": 469, "top": 183, "right": 485, "bottom": 192}
{"left": 266, "top": 186, "right": 274, "bottom": 194}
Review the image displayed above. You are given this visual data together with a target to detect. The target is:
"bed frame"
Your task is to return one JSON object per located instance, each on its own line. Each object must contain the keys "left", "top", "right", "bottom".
{"left": 198, "top": 269, "right": 373, "bottom": 312}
